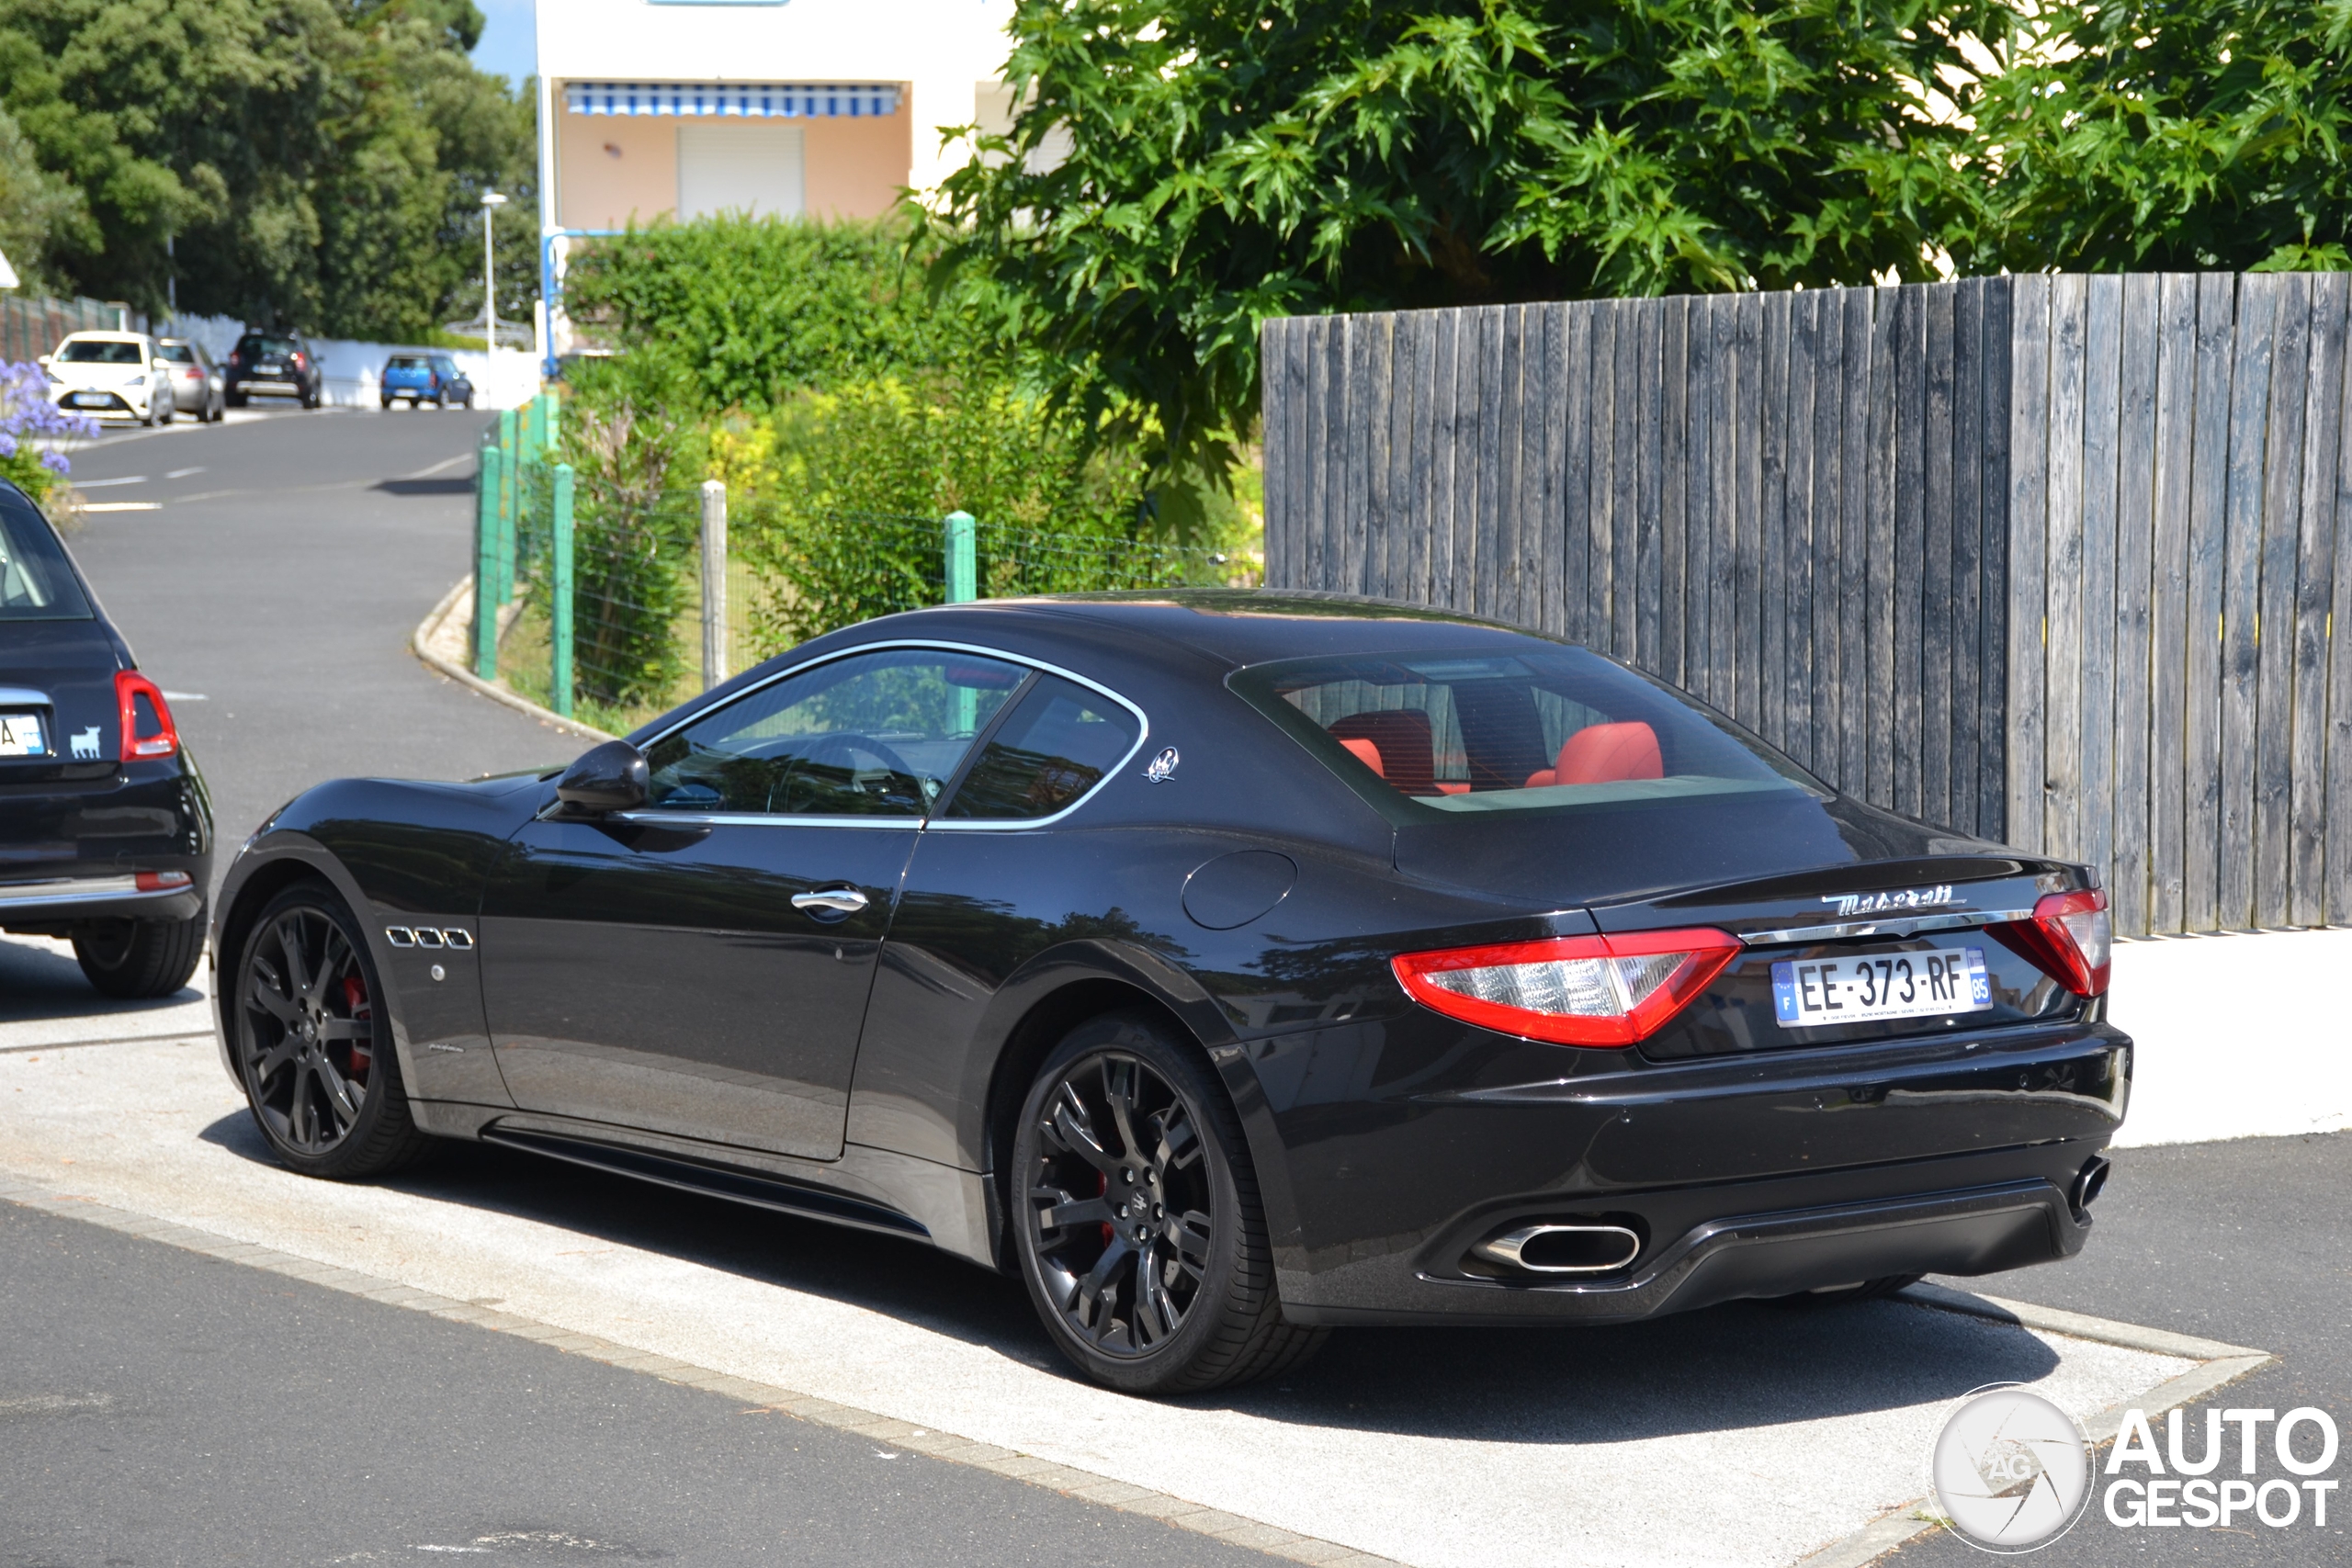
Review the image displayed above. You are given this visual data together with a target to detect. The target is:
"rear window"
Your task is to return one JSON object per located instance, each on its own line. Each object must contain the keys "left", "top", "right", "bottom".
{"left": 57, "top": 339, "right": 144, "bottom": 364}
{"left": 155, "top": 343, "right": 196, "bottom": 363}
{"left": 0, "top": 491, "right": 95, "bottom": 619}
{"left": 386, "top": 355, "right": 428, "bottom": 370}
{"left": 1231, "top": 646, "right": 1819, "bottom": 818}
{"left": 237, "top": 334, "right": 297, "bottom": 356}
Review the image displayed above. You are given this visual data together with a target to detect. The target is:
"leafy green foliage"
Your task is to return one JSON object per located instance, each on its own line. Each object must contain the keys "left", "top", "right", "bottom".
{"left": 0, "top": 105, "right": 82, "bottom": 290}
{"left": 1973, "top": 0, "right": 2352, "bottom": 273}
{"left": 932, "top": 0, "right": 2006, "bottom": 478}
{"left": 560, "top": 216, "right": 971, "bottom": 412}
{"left": 0, "top": 0, "right": 533, "bottom": 338}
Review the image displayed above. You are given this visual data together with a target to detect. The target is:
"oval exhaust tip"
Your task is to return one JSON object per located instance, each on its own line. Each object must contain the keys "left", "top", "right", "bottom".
{"left": 1474, "top": 1223, "right": 1642, "bottom": 1275}
{"left": 2071, "top": 1156, "right": 2111, "bottom": 1217}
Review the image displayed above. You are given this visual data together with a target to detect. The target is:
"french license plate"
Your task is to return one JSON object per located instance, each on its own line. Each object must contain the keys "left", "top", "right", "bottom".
{"left": 0, "top": 711, "right": 48, "bottom": 757}
{"left": 70, "top": 393, "right": 107, "bottom": 407}
{"left": 1771, "top": 947, "right": 1991, "bottom": 1027}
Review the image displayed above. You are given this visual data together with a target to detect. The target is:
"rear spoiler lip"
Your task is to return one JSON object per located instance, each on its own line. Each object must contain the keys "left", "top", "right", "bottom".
{"left": 1733, "top": 906, "right": 2040, "bottom": 947}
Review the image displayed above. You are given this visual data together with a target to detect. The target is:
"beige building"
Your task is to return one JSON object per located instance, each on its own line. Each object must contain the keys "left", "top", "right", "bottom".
{"left": 535, "top": 0, "right": 1017, "bottom": 355}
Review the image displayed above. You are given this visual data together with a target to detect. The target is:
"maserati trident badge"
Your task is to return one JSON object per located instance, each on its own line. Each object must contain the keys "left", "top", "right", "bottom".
{"left": 1143, "top": 746, "right": 1180, "bottom": 784}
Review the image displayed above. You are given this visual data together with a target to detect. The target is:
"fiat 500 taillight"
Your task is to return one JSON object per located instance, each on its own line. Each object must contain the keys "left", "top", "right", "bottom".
{"left": 1391, "top": 928, "right": 1742, "bottom": 1047}
{"left": 115, "top": 670, "right": 179, "bottom": 760}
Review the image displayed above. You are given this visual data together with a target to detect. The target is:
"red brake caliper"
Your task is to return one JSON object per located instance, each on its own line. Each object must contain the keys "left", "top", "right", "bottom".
{"left": 340, "top": 975, "right": 372, "bottom": 1079}
{"left": 1098, "top": 1169, "right": 1112, "bottom": 1250}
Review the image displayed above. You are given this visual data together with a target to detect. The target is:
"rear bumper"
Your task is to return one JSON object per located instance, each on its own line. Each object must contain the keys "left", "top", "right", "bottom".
{"left": 0, "top": 874, "right": 203, "bottom": 925}
{"left": 1248, "top": 1016, "right": 2129, "bottom": 1325}
{"left": 1282, "top": 1168, "right": 2092, "bottom": 1326}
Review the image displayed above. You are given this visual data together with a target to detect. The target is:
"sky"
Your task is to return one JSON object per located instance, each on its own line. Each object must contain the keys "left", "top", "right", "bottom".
{"left": 471, "top": 0, "right": 537, "bottom": 87}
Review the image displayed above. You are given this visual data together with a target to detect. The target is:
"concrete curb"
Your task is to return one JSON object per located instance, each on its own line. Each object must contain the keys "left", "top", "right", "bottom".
{"left": 409, "top": 574, "right": 616, "bottom": 745}
{"left": 0, "top": 1173, "right": 1404, "bottom": 1568}
{"left": 1794, "top": 1284, "right": 2278, "bottom": 1567}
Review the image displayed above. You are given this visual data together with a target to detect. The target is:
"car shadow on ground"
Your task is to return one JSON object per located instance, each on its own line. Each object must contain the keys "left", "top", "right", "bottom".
{"left": 0, "top": 935, "right": 200, "bottom": 1026}
{"left": 371, "top": 478, "right": 475, "bottom": 496}
{"left": 197, "top": 1107, "right": 2065, "bottom": 1445}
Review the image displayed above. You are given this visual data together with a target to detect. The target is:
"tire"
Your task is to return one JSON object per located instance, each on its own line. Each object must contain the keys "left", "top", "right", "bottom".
{"left": 230, "top": 881, "right": 431, "bottom": 1179}
{"left": 140, "top": 397, "right": 157, "bottom": 427}
{"left": 379, "top": 396, "right": 392, "bottom": 410}
{"left": 462, "top": 392, "right": 474, "bottom": 410}
{"left": 1775, "top": 1274, "right": 1924, "bottom": 1305}
{"left": 434, "top": 388, "right": 447, "bottom": 410}
{"left": 157, "top": 393, "right": 174, "bottom": 425}
{"left": 1009, "top": 1010, "right": 1327, "bottom": 1395}
{"left": 72, "top": 913, "right": 204, "bottom": 999}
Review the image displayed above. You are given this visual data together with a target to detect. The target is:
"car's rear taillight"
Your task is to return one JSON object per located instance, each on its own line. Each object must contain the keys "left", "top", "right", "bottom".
{"left": 1990, "top": 889, "right": 2111, "bottom": 997}
{"left": 115, "top": 670, "right": 178, "bottom": 760}
{"left": 1391, "top": 928, "right": 1741, "bottom": 1046}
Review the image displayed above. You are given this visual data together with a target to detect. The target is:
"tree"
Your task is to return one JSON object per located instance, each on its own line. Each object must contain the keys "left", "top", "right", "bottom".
{"left": 0, "top": 0, "right": 533, "bottom": 339}
{"left": 1973, "top": 0, "right": 2352, "bottom": 273}
{"left": 931, "top": 0, "right": 2011, "bottom": 480}
{"left": 0, "top": 103, "right": 81, "bottom": 290}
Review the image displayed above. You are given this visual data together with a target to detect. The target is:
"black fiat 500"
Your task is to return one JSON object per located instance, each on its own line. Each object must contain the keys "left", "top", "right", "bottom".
{"left": 0, "top": 480, "right": 212, "bottom": 995}
{"left": 209, "top": 593, "right": 2125, "bottom": 1393}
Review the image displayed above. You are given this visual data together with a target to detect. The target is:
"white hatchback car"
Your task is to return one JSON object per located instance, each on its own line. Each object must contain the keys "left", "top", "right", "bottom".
{"left": 42, "top": 332, "right": 175, "bottom": 425}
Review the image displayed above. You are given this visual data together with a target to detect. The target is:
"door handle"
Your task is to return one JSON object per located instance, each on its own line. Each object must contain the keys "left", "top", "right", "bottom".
{"left": 792, "top": 887, "right": 869, "bottom": 916}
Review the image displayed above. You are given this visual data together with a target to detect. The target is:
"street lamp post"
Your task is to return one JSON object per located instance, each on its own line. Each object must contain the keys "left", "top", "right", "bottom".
{"left": 481, "top": 190, "right": 508, "bottom": 350}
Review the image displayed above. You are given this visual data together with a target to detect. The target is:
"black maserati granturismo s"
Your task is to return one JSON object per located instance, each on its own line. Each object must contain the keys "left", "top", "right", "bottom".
{"left": 210, "top": 592, "right": 2126, "bottom": 1393}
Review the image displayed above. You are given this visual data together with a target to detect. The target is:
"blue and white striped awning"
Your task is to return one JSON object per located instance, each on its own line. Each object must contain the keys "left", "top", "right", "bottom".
{"left": 564, "top": 83, "right": 901, "bottom": 118}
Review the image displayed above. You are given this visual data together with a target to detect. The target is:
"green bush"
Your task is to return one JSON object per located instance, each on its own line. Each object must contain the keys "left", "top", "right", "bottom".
{"left": 561, "top": 214, "right": 968, "bottom": 412}
{"left": 547, "top": 356, "right": 704, "bottom": 707}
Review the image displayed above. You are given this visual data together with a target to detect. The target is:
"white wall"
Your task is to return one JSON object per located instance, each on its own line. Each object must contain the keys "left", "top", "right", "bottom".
{"left": 162, "top": 314, "right": 544, "bottom": 411}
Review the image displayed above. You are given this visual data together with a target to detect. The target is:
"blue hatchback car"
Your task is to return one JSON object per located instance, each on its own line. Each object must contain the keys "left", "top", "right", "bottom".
{"left": 379, "top": 354, "right": 474, "bottom": 410}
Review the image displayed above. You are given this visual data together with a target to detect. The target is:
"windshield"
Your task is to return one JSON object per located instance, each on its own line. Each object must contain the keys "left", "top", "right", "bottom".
{"left": 0, "top": 490, "right": 95, "bottom": 619}
{"left": 57, "top": 340, "right": 144, "bottom": 365}
{"left": 1232, "top": 645, "right": 1821, "bottom": 819}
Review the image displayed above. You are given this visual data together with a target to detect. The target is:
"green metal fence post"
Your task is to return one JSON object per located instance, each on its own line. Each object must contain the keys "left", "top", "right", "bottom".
{"left": 944, "top": 511, "right": 977, "bottom": 604}
{"left": 945, "top": 511, "right": 978, "bottom": 734}
{"left": 550, "top": 463, "right": 574, "bottom": 719}
{"left": 496, "top": 407, "right": 519, "bottom": 608}
{"left": 473, "top": 445, "right": 502, "bottom": 679}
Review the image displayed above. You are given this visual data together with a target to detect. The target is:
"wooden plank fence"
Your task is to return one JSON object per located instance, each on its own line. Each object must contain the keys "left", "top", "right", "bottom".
{"left": 1261, "top": 273, "right": 2352, "bottom": 937}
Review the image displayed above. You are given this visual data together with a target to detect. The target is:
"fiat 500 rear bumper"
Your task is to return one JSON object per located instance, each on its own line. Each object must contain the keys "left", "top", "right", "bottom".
{"left": 1248, "top": 1019, "right": 2129, "bottom": 1326}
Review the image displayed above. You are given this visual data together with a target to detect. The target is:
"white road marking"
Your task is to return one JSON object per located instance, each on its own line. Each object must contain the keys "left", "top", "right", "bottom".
{"left": 159, "top": 691, "right": 207, "bottom": 701}
{"left": 164, "top": 467, "right": 206, "bottom": 479}
{"left": 74, "top": 475, "right": 147, "bottom": 488}
{"left": 76, "top": 502, "right": 162, "bottom": 513}
{"left": 398, "top": 453, "right": 476, "bottom": 479}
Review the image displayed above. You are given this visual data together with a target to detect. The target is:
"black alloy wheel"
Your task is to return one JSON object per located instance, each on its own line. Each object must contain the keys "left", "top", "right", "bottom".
{"left": 235, "top": 884, "right": 428, "bottom": 1179}
{"left": 1011, "top": 1012, "right": 1325, "bottom": 1394}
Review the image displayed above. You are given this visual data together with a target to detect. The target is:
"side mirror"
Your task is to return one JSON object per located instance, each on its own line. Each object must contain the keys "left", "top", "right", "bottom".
{"left": 554, "top": 739, "right": 648, "bottom": 814}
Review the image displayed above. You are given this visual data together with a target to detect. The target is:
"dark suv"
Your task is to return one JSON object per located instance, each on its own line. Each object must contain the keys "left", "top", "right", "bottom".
{"left": 225, "top": 332, "right": 323, "bottom": 409}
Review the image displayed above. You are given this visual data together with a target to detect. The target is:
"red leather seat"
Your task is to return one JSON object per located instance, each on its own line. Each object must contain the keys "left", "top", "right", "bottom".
{"left": 1328, "top": 710, "right": 1438, "bottom": 795}
{"left": 1526, "top": 721, "right": 1663, "bottom": 788}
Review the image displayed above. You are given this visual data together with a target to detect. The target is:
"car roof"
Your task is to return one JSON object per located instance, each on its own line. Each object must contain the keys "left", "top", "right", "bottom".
{"left": 859, "top": 591, "right": 1561, "bottom": 672}
{"left": 59, "top": 331, "right": 149, "bottom": 343}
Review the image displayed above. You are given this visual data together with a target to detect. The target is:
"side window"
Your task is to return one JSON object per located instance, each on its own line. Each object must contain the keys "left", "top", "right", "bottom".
{"left": 944, "top": 675, "right": 1142, "bottom": 821}
{"left": 642, "top": 648, "right": 1026, "bottom": 818}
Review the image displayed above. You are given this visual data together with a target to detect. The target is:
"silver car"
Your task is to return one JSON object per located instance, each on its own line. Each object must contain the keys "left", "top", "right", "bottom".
{"left": 154, "top": 339, "right": 226, "bottom": 423}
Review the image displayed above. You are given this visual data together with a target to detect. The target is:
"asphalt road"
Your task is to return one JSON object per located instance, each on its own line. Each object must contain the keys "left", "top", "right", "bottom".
{"left": 0, "top": 1199, "right": 1276, "bottom": 1568}
{"left": 9, "top": 411, "right": 2347, "bottom": 1566}
{"left": 54, "top": 406, "right": 582, "bottom": 889}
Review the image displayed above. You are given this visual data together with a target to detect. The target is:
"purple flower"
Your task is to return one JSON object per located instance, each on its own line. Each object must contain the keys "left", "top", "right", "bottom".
{"left": 40, "top": 450, "right": 70, "bottom": 475}
{"left": 0, "top": 432, "right": 15, "bottom": 459}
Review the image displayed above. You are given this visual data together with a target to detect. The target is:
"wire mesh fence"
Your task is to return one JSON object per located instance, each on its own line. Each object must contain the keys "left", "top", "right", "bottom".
{"left": 486, "top": 466, "right": 1261, "bottom": 736}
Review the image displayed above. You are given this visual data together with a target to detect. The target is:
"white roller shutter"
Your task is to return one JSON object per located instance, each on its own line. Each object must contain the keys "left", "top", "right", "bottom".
{"left": 677, "top": 121, "right": 806, "bottom": 220}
